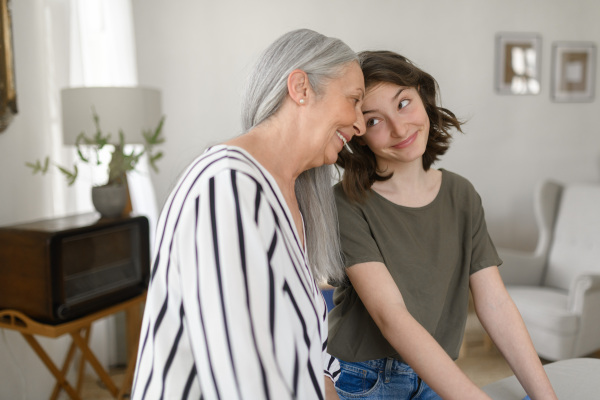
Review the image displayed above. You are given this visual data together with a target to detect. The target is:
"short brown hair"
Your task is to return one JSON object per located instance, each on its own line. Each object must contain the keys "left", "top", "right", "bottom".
{"left": 337, "top": 50, "right": 463, "bottom": 202}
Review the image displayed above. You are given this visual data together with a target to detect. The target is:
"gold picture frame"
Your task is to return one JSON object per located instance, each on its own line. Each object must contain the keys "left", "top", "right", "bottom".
{"left": 0, "top": 0, "right": 17, "bottom": 133}
{"left": 551, "top": 41, "right": 596, "bottom": 102}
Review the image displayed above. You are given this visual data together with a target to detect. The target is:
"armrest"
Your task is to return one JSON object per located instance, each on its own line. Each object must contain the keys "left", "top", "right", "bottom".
{"left": 496, "top": 247, "right": 546, "bottom": 286}
{"left": 568, "top": 273, "right": 600, "bottom": 313}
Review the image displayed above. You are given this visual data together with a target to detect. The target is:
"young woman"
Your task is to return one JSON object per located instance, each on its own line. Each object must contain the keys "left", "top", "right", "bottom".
{"left": 328, "top": 50, "right": 557, "bottom": 400}
{"left": 132, "top": 29, "right": 366, "bottom": 400}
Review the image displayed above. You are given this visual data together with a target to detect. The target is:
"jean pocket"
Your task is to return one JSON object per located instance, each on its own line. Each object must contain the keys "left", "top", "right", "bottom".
{"left": 336, "top": 363, "right": 381, "bottom": 398}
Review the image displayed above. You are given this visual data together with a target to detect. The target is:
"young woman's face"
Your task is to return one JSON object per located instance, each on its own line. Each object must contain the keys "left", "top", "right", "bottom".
{"left": 361, "top": 83, "right": 430, "bottom": 168}
{"left": 306, "top": 62, "right": 366, "bottom": 166}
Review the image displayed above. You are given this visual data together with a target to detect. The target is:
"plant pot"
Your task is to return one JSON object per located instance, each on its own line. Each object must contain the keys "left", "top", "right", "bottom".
{"left": 91, "top": 184, "right": 127, "bottom": 218}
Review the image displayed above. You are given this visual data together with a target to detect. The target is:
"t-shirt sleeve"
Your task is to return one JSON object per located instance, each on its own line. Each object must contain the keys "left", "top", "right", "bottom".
{"left": 334, "top": 185, "right": 385, "bottom": 267}
{"left": 468, "top": 183, "right": 503, "bottom": 274}
{"left": 323, "top": 351, "right": 341, "bottom": 383}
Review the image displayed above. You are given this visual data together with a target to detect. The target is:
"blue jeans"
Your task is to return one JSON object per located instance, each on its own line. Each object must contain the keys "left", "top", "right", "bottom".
{"left": 335, "top": 358, "right": 441, "bottom": 400}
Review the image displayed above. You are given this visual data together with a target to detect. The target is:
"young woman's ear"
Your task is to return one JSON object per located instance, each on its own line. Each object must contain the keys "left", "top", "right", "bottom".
{"left": 288, "top": 69, "right": 309, "bottom": 106}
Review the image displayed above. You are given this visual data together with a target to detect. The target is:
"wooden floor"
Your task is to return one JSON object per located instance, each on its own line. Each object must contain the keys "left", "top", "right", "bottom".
{"left": 81, "top": 366, "right": 128, "bottom": 399}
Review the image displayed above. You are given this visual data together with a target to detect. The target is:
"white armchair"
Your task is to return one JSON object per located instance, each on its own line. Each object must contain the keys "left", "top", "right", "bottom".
{"left": 498, "top": 180, "right": 600, "bottom": 361}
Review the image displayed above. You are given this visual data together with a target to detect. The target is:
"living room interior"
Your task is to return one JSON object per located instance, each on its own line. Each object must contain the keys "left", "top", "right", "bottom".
{"left": 1, "top": 0, "right": 599, "bottom": 399}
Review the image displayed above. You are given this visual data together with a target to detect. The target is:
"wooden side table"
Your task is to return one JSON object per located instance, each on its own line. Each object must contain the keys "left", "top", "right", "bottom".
{"left": 0, "top": 292, "right": 146, "bottom": 400}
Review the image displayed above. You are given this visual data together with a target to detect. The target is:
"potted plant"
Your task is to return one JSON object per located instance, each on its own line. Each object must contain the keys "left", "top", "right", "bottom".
{"left": 27, "top": 110, "right": 165, "bottom": 217}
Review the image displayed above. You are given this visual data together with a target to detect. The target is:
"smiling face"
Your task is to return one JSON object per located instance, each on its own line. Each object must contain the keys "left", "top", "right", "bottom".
{"left": 360, "top": 83, "right": 430, "bottom": 169}
{"left": 306, "top": 62, "right": 366, "bottom": 166}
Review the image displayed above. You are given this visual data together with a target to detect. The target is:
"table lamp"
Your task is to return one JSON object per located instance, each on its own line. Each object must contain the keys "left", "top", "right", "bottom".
{"left": 61, "top": 87, "right": 162, "bottom": 146}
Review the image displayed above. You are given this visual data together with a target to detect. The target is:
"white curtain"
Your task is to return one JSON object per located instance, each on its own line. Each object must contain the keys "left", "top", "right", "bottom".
{"left": 43, "top": 0, "right": 138, "bottom": 215}
{"left": 69, "top": 0, "right": 138, "bottom": 87}
{"left": 43, "top": 0, "right": 146, "bottom": 368}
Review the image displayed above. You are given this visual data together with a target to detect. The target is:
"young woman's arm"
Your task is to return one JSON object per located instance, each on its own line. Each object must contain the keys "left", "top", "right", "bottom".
{"left": 470, "top": 266, "right": 557, "bottom": 400}
{"left": 347, "top": 261, "right": 491, "bottom": 400}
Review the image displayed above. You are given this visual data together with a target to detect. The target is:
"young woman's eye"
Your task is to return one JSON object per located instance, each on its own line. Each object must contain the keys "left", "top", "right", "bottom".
{"left": 366, "top": 117, "right": 381, "bottom": 128}
{"left": 398, "top": 99, "right": 410, "bottom": 110}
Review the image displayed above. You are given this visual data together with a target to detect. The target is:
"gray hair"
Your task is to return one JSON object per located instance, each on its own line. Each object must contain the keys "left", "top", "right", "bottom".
{"left": 242, "top": 28, "right": 357, "bottom": 284}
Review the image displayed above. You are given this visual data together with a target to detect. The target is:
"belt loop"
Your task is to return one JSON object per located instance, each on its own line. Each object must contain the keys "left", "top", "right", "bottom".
{"left": 384, "top": 357, "right": 393, "bottom": 383}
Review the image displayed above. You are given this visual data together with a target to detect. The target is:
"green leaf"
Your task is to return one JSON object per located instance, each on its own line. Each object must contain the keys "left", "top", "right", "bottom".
{"left": 148, "top": 151, "right": 163, "bottom": 173}
{"left": 57, "top": 164, "right": 78, "bottom": 186}
{"left": 25, "top": 157, "right": 50, "bottom": 174}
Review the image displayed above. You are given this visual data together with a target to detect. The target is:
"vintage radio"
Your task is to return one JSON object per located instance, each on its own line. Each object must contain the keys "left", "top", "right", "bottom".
{"left": 0, "top": 213, "right": 149, "bottom": 324}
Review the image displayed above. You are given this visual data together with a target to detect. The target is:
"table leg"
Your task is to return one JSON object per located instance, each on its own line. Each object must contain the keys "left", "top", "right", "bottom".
{"left": 21, "top": 333, "right": 81, "bottom": 400}
{"left": 117, "top": 296, "right": 144, "bottom": 398}
{"left": 75, "top": 327, "right": 91, "bottom": 394}
{"left": 125, "top": 301, "right": 142, "bottom": 360}
{"left": 70, "top": 330, "right": 119, "bottom": 397}
{"left": 49, "top": 339, "right": 78, "bottom": 400}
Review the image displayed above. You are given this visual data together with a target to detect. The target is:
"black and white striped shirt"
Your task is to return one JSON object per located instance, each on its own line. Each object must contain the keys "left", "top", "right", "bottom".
{"left": 132, "top": 145, "right": 340, "bottom": 399}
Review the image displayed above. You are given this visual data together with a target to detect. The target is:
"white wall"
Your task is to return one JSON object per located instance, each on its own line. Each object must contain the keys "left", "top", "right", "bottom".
{"left": 1, "top": 0, "right": 599, "bottom": 398}
{"left": 132, "top": 0, "right": 600, "bottom": 252}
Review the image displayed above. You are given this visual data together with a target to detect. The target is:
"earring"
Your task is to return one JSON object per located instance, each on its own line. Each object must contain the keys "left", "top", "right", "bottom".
{"left": 299, "top": 99, "right": 305, "bottom": 104}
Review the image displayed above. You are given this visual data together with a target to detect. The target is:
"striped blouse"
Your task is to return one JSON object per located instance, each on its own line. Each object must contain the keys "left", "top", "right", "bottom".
{"left": 132, "top": 145, "right": 340, "bottom": 399}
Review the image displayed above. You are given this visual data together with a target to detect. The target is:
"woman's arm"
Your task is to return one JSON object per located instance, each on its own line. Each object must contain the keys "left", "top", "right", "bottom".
{"left": 347, "top": 261, "right": 491, "bottom": 400}
{"left": 470, "top": 266, "right": 557, "bottom": 400}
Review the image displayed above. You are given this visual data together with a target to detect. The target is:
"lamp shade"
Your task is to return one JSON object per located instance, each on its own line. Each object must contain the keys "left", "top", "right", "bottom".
{"left": 61, "top": 87, "right": 162, "bottom": 145}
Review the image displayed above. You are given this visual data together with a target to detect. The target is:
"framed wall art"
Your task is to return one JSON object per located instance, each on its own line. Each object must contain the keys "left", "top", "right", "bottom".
{"left": 495, "top": 32, "right": 542, "bottom": 95}
{"left": 551, "top": 41, "right": 596, "bottom": 102}
{"left": 0, "top": 0, "right": 17, "bottom": 133}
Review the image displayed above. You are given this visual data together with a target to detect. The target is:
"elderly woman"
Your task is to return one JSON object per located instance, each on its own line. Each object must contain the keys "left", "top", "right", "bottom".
{"left": 132, "top": 29, "right": 365, "bottom": 400}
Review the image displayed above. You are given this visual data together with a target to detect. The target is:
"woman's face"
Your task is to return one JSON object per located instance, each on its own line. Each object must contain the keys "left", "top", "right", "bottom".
{"left": 360, "top": 83, "right": 430, "bottom": 168}
{"left": 306, "top": 62, "right": 366, "bottom": 166}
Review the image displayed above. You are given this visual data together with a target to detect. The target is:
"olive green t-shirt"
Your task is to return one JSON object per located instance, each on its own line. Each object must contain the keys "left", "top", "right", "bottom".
{"left": 328, "top": 169, "right": 502, "bottom": 362}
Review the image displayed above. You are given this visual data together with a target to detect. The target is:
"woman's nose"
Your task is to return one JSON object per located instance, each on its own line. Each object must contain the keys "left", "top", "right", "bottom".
{"left": 389, "top": 115, "right": 406, "bottom": 138}
{"left": 353, "top": 110, "right": 366, "bottom": 136}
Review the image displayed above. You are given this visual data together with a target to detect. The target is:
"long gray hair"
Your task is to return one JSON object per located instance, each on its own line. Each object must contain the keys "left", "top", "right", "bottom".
{"left": 241, "top": 28, "right": 357, "bottom": 284}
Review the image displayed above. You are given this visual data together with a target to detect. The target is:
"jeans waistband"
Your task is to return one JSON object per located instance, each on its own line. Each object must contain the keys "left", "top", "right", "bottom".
{"left": 353, "top": 357, "right": 414, "bottom": 374}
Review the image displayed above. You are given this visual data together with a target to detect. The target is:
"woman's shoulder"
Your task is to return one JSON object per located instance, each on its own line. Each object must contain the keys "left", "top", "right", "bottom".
{"left": 167, "top": 145, "right": 272, "bottom": 205}
{"left": 440, "top": 169, "right": 476, "bottom": 191}
{"left": 439, "top": 169, "right": 481, "bottom": 203}
{"left": 333, "top": 181, "right": 374, "bottom": 208}
{"left": 184, "top": 145, "right": 265, "bottom": 180}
